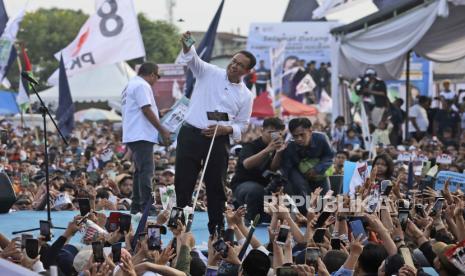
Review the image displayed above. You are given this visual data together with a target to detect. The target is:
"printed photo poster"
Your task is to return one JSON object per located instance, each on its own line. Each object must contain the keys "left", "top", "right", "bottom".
{"left": 159, "top": 96, "right": 190, "bottom": 143}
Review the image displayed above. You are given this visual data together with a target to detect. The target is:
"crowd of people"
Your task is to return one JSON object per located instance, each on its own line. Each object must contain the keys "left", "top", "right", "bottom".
{"left": 2, "top": 30, "right": 465, "bottom": 276}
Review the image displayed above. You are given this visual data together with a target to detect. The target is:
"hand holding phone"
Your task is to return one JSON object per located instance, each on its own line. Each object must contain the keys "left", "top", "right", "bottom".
{"left": 167, "top": 207, "right": 184, "bottom": 228}
{"left": 313, "top": 228, "right": 326, "bottom": 243}
{"left": 213, "top": 239, "right": 229, "bottom": 258}
{"left": 305, "top": 247, "right": 320, "bottom": 269}
{"left": 147, "top": 226, "right": 162, "bottom": 251}
{"left": 119, "top": 214, "right": 132, "bottom": 233}
{"left": 349, "top": 219, "right": 368, "bottom": 245}
{"left": 182, "top": 34, "right": 196, "bottom": 49}
{"left": 276, "top": 225, "right": 290, "bottom": 246}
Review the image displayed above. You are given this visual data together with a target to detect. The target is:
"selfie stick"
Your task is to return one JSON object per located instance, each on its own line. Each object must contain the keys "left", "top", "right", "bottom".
{"left": 185, "top": 124, "right": 220, "bottom": 232}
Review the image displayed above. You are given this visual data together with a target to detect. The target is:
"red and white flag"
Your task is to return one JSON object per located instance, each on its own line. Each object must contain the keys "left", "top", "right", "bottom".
{"left": 48, "top": 0, "right": 145, "bottom": 84}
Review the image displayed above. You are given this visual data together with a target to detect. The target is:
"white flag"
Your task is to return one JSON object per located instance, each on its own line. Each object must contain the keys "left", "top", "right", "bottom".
{"left": 318, "top": 89, "right": 333, "bottom": 113}
{"left": 349, "top": 162, "right": 369, "bottom": 195}
{"left": 360, "top": 102, "right": 372, "bottom": 153}
{"left": 0, "top": 10, "right": 25, "bottom": 80}
{"left": 172, "top": 80, "right": 183, "bottom": 100}
{"left": 48, "top": 0, "right": 145, "bottom": 84}
{"left": 17, "top": 76, "right": 30, "bottom": 111}
{"left": 296, "top": 73, "right": 316, "bottom": 95}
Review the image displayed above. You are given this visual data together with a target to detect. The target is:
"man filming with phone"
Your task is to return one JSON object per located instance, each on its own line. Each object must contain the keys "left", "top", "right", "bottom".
{"left": 175, "top": 31, "right": 255, "bottom": 234}
{"left": 231, "top": 118, "right": 285, "bottom": 223}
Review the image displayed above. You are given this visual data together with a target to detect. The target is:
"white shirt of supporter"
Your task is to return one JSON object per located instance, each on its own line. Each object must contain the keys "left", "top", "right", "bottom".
{"left": 408, "top": 104, "right": 429, "bottom": 132}
{"left": 121, "top": 76, "right": 160, "bottom": 144}
{"left": 178, "top": 46, "right": 253, "bottom": 142}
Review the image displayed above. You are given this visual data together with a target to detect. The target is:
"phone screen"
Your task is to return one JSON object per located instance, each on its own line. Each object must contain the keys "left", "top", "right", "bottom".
{"left": 213, "top": 239, "right": 228, "bottom": 257}
{"left": 78, "top": 198, "right": 91, "bottom": 216}
{"left": 431, "top": 198, "right": 444, "bottom": 216}
{"left": 39, "top": 220, "right": 51, "bottom": 239}
{"left": 276, "top": 266, "right": 298, "bottom": 276}
{"left": 92, "top": 241, "right": 104, "bottom": 263}
{"left": 313, "top": 228, "right": 326, "bottom": 243}
{"left": 305, "top": 247, "right": 320, "bottom": 267}
{"left": 21, "top": 234, "right": 33, "bottom": 249}
{"left": 398, "top": 210, "right": 409, "bottom": 230}
{"left": 315, "top": 212, "right": 331, "bottom": 228}
{"left": 349, "top": 219, "right": 368, "bottom": 244}
{"left": 276, "top": 226, "right": 290, "bottom": 244}
{"left": 107, "top": 212, "right": 121, "bottom": 232}
{"left": 331, "top": 238, "right": 341, "bottom": 250}
{"left": 167, "top": 207, "right": 184, "bottom": 228}
{"left": 25, "top": 239, "right": 39, "bottom": 259}
{"left": 112, "top": 242, "right": 122, "bottom": 263}
{"left": 400, "top": 247, "right": 415, "bottom": 268}
{"left": 147, "top": 226, "right": 161, "bottom": 250}
{"left": 0, "top": 130, "right": 7, "bottom": 145}
{"left": 119, "top": 214, "right": 131, "bottom": 233}
{"left": 20, "top": 173, "right": 30, "bottom": 187}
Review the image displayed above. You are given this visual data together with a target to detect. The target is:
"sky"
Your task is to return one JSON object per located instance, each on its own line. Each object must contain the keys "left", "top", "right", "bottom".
{"left": 4, "top": 0, "right": 289, "bottom": 35}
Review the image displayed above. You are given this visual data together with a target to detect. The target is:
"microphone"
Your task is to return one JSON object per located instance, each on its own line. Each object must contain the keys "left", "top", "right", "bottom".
{"left": 21, "top": 71, "right": 38, "bottom": 85}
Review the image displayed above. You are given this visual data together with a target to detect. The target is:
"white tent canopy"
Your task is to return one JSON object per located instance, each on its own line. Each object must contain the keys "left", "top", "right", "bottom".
{"left": 31, "top": 62, "right": 136, "bottom": 103}
{"left": 330, "top": 0, "right": 465, "bottom": 117}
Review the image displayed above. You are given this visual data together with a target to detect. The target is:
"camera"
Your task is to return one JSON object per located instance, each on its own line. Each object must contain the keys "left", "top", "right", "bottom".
{"left": 263, "top": 170, "right": 287, "bottom": 195}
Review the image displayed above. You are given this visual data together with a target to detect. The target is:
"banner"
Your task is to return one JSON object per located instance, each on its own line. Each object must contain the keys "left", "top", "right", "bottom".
{"left": 48, "top": 0, "right": 145, "bottom": 84}
{"left": 435, "top": 171, "right": 465, "bottom": 192}
{"left": 269, "top": 40, "right": 286, "bottom": 109}
{"left": 247, "top": 22, "right": 336, "bottom": 70}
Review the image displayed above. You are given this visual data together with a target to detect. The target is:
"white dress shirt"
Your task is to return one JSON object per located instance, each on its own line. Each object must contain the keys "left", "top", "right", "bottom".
{"left": 179, "top": 46, "right": 253, "bottom": 141}
{"left": 121, "top": 76, "right": 159, "bottom": 143}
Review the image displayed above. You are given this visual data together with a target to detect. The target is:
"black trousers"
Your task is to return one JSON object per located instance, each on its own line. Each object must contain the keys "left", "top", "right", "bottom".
{"left": 174, "top": 124, "right": 229, "bottom": 234}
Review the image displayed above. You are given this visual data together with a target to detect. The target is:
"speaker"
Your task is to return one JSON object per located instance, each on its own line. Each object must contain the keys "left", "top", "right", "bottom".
{"left": 0, "top": 172, "right": 16, "bottom": 213}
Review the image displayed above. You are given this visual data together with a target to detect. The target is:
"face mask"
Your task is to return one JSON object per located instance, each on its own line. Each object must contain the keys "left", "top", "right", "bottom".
{"left": 64, "top": 157, "right": 72, "bottom": 163}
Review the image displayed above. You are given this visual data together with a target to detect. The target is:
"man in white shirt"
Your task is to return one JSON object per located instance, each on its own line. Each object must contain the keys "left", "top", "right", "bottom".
{"left": 175, "top": 31, "right": 254, "bottom": 234}
{"left": 408, "top": 96, "right": 431, "bottom": 141}
{"left": 121, "top": 62, "right": 171, "bottom": 214}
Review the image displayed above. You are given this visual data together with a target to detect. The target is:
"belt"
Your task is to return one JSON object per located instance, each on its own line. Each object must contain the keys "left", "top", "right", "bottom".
{"left": 182, "top": 122, "right": 202, "bottom": 134}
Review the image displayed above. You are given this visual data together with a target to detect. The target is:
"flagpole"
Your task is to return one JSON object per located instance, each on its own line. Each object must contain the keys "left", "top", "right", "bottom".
{"left": 15, "top": 44, "right": 24, "bottom": 128}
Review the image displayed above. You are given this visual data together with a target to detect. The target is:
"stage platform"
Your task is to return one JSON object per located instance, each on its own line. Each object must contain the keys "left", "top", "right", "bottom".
{"left": 0, "top": 211, "right": 273, "bottom": 249}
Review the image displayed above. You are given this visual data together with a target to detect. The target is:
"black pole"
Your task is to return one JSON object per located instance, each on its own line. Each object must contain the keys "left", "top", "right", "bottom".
{"left": 405, "top": 50, "right": 412, "bottom": 137}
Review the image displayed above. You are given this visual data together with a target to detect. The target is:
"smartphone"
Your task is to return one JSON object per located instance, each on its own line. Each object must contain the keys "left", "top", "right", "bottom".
{"left": 147, "top": 225, "right": 162, "bottom": 251}
{"left": 107, "top": 212, "right": 122, "bottom": 232}
{"left": 349, "top": 219, "right": 368, "bottom": 245}
{"left": 271, "top": 132, "right": 280, "bottom": 141}
{"left": 380, "top": 180, "right": 393, "bottom": 196}
{"left": 276, "top": 266, "right": 298, "bottom": 276}
{"left": 305, "top": 247, "right": 320, "bottom": 268}
{"left": 92, "top": 241, "right": 105, "bottom": 263}
{"left": 315, "top": 211, "right": 331, "bottom": 228}
{"left": 20, "top": 173, "right": 30, "bottom": 187}
{"left": 398, "top": 209, "right": 409, "bottom": 231}
{"left": 313, "top": 228, "right": 326, "bottom": 243}
{"left": 78, "top": 198, "right": 91, "bottom": 216}
{"left": 183, "top": 35, "right": 196, "bottom": 48}
{"left": 400, "top": 247, "right": 415, "bottom": 268}
{"left": 39, "top": 220, "right": 51, "bottom": 241}
{"left": 213, "top": 239, "right": 228, "bottom": 258}
{"left": 415, "top": 204, "right": 426, "bottom": 218}
{"left": 167, "top": 207, "right": 184, "bottom": 228}
{"left": 0, "top": 130, "right": 7, "bottom": 145}
{"left": 21, "top": 234, "right": 33, "bottom": 249}
{"left": 276, "top": 225, "right": 290, "bottom": 246}
{"left": 206, "top": 111, "right": 229, "bottom": 122}
{"left": 331, "top": 238, "right": 341, "bottom": 250}
{"left": 112, "top": 242, "right": 122, "bottom": 263}
{"left": 25, "top": 238, "right": 39, "bottom": 259}
{"left": 223, "top": 228, "right": 235, "bottom": 243}
{"left": 119, "top": 214, "right": 132, "bottom": 233}
{"left": 430, "top": 197, "right": 445, "bottom": 217}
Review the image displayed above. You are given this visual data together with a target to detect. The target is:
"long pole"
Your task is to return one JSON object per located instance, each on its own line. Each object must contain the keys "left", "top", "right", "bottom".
{"left": 404, "top": 50, "right": 412, "bottom": 137}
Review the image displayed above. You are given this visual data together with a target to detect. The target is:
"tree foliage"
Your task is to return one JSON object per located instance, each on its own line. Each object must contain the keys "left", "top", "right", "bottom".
{"left": 5, "top": 9, "right": 180, "bottom": 90}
